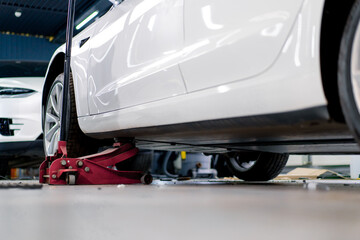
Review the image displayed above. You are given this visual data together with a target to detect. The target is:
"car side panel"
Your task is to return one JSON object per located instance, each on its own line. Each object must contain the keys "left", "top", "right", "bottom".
{"left": 78, "top": 0, "right": 328, "bottom": 136}
{"left": 71, "top": 24, "right": 96, "bottom": 117}
{"left": 87, "top": 0, "right": 186, "bottom": 115}
{"left": 180, "top": 0, "right": 304, "bottom": 92}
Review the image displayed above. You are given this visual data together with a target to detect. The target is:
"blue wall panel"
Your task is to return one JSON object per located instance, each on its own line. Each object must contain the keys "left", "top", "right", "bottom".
{"left": 0, "top": 34, "right": 60, "bottom": 62}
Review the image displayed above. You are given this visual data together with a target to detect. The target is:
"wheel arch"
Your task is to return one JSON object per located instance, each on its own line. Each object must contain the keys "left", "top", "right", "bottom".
{"left": 320, "top": 0, "right": 356, "bottom": 122}
{"left": 41, "top": 52, "right": 69, "bottom": 131}
{"left": 42, "top": 52, "right": 65, "bottom": 109}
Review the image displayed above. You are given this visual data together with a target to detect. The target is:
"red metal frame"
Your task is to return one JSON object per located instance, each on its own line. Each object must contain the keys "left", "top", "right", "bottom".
{"left": 39, "top": 141, "right": 150, "bottom": 185}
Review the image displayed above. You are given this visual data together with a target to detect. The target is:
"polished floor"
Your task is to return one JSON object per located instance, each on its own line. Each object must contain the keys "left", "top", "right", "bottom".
{"left": 1, "top": 179, "right": 360, "bottom": 240}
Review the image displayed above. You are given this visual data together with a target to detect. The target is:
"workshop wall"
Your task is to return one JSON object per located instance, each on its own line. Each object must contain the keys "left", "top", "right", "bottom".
{"left": 0, "top": 33, "right": 59, "bottom": 61}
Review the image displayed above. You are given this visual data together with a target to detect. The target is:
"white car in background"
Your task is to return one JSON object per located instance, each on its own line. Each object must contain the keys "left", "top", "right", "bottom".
{"left": 0, "top": 61, "right": 47, "bottom": 175}
{"left": 42, "top": 0, "right": 360, "bottom": 181}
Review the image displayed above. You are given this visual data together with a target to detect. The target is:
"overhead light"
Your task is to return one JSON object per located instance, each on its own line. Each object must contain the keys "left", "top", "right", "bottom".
{"left": 14, "top": 9, "right": 22, "bottom": 18}
{"left": 76, "top": 11, "right": 99, "bottom": 30}
{"left": 108, "top": 0, "right": 122, "bottom": 5}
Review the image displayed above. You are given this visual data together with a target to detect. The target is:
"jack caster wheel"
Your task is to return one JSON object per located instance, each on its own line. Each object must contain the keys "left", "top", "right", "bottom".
{"left": 141, "top": 174, "right": 153, "bottom": 185}
{"left": 66, "top": 174, "right": 76, "bottom": 185}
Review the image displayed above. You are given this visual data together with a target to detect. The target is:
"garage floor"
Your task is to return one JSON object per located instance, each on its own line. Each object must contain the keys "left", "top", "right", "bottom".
{"left": 1, "top": 179, "right": 360, "bottom": 240}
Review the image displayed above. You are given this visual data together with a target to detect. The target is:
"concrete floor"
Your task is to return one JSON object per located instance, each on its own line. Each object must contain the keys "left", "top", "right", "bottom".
{"left": 1, "top": 179, "right": 360, "bottom": 240}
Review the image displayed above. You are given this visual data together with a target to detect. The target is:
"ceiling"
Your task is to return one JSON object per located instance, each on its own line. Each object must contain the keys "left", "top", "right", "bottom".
{"left": 0, "top": 0, "right": 112, "bottom": 43}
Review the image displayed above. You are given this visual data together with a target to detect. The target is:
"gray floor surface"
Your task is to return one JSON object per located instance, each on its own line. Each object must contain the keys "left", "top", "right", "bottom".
{"left": 1, "top": 179, "right": 360, "bottom": 240}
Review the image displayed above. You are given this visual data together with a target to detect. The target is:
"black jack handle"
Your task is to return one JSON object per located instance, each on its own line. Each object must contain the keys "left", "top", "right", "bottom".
{"left": 60, "top": 0, "right": 76, "bottom": 141}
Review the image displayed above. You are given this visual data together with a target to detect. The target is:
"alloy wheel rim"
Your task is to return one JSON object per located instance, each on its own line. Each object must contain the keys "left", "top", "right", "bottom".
{"left": 44, "top": 81, "right": 63, "bottom": 156}
{"left": 350, "top": 22, "right": 360, "bottom": 113}
{"left": 229, "top": 155, "right": 257, "bottom": 172}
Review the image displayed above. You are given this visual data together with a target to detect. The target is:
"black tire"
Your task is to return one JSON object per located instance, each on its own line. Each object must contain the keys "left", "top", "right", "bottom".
{"left": 0, "top": 158, "right": 8, "bottom": 177}
{"left": 225, "top": 152, "right": 288, "bottom": 181}
{"left": 115, "top": 150, "right": 153, "bottom": 172}
{"left": 43, "top": 73, "right": 101, "bottom": 157}
{"left": 339, "top": 0, "right": 360, "bottom": 143}
{"left": 212, "top": 155, "right": 233, "bottom": 178}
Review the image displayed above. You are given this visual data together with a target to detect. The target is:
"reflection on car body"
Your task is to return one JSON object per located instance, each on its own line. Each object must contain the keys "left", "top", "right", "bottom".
{"left": 42, "top": 0, "right": 360, "bottom": 180}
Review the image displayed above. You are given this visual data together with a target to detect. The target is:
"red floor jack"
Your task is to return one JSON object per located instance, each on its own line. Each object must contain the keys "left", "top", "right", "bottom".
{"left": 39, "top": 0, "right": 152, "bottom": 185}
{"left": 39, "top": 141, "right": 152, "bottom": 185}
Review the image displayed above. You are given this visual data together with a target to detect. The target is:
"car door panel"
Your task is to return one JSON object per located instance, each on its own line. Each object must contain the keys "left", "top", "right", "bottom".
{"left": 179, "top": 0, "right": 304, "bottom": 92}
{"left": 71, "top": 24, "right": 96, "bottom": 117}
{"left": 88, "top": 0, "right": 186, "bottom": 115}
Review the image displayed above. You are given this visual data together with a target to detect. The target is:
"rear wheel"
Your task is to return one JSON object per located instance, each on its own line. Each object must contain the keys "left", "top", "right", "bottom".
{"left": 43, "top": 73, "right": 100, "bottom": 157}
{"left": 224, "top": 152, "right": 288, "bottom": 181}
{"left": 0, "top": 158, "right": 8, "bottom": 177}
{"left": 339, "top": 0, "right": 360, "bottom": 142}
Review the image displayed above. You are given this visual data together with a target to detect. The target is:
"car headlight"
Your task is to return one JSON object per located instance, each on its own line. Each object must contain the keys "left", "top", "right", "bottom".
{"left": 0, "top": 86, "right": 36, "bottom": 98}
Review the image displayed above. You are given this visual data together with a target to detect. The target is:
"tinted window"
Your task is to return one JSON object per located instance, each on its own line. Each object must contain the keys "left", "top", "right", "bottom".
{"left": 0, "top": 61, "right": 48, "bottom": 78}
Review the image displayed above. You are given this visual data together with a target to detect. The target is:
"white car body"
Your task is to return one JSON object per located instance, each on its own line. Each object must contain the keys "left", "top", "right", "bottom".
{"left": 43, "top": 0, "right": 358, "bottom": 154}
{"left": 0, "top": 77, "right": 44, "bottom": 157}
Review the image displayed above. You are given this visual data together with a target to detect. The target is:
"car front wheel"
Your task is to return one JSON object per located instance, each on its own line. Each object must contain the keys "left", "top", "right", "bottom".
{"left": 43, "top": 73, "right": 100, "bottom": 157}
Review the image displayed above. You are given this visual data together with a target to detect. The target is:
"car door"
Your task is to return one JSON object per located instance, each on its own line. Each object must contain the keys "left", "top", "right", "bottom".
{"left": 87, "top": 0, "right": 186, "bottom": 115}
{"left": 179, "top": 0, "right": 304, "bottom": 92}
{"left": 71, "top": 24, "right": 96, "bottom": 117}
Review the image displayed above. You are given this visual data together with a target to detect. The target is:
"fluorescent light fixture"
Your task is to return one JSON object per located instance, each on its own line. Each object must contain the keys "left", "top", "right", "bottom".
{"left": 76, "top": 11, "right": 99, "bottom": 30}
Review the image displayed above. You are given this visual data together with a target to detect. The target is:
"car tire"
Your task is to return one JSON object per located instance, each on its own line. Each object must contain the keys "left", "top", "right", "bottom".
{"left": 224, "top": 152, "right": 288, "bottom": 181}
{"left": 43, "top": 73, "right": 101, "bottom": 157}
{"left": 0, "top": 158, "right": 8, "bottom": 177}
{"left": 212, "top": 155, "right": 233, "bottom": 178}
{"left": 339, "top": 0, "right": 360, "bottom": 143}
{"left": 115, "top": 150, "right": 153, "bottom": 172}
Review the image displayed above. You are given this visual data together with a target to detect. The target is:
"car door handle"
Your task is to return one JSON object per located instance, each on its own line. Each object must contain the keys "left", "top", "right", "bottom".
{"left": 79, "top": 37, "right": 90, "bottom": 48}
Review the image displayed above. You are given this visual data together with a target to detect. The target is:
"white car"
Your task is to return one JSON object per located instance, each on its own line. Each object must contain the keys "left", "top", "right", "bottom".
{"left": 0, "top": 61, "right": 47, "bottom": 174}
{"left": 42, "top": 0, "right": 360, "bottom": 180}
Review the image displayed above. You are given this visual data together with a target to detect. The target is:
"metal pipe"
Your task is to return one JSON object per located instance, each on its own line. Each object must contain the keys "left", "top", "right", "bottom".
{"left": 162, "top": 152, "right": 179, "bottom": 178}
{"left": 60, "top": 0, "right": 76, "bottom": 141}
